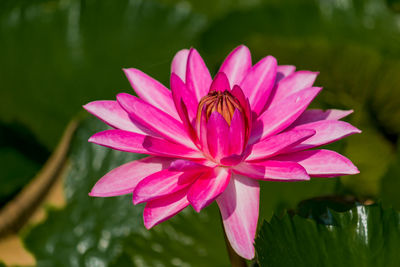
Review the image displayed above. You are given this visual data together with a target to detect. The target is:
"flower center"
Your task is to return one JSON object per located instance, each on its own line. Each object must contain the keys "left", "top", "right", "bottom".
{"left": 197, "top": 90, "right": 243, "bottom": 125}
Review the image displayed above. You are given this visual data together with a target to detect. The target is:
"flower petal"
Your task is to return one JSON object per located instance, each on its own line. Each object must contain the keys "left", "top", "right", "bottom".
{"left": 250, "top": 87, "right": 322, "bottom": 142}
{"left": 168, "top": 159, "right": 212, "bottom": 172}
{"left": 246, "top": 129, "right": 316, "bottom": 161}
{"left": 209, "top": 72, "right": 231, "bottom": 92}
{"left": 240, "top": 55, "right": 277, "bottom": 115}
{"left": 89, "top": 156, "right": 174, "bottom": 197}
{"left": 269, "top": 70, "right": 319, "bottom": 105}
{"left": 292, "top": 109, "right": 354, "bottom": 126}
{"left": 83, "top": 100, "right": 149, "bottom": 135}
{"left": 197, "top": 106, "right": 211, "bottom": 158}
{"left": 207, "top": 112, "right": 230, "bottom": 161}
{"left": 284, "top": 120, "right": 361, "bottom": 153}
{"left": 186, "top": 48, "right": 212, "bottom": 102}
{"left": 219, "top": 45, "right": 252, "bottom": 87}
{"left": 171, "top": 49, "right": 190, "bottom": 82}
{"left": 188, "top": 167, "right": 231, "bottom": 212}
{"left": 123, "top": 68, "right": 179, "bottom": 119}
{"left": 216, "top": 174, "right": 259, "bottom": 260}
{"left": 143, "top": 189, "right": 189, "bottom": 229}
{"left": 117, "top": 93, "right": 197, "bottom": 149}
{"left": 272, "top": 149, "right": 359, "bottom": 177}
{"left": 233, "top": 161, "right": 309, "bottom": 181}
{"left": 229, "top": 109, "right": 246, "bottom": 155}
{"left": 170, "top": 73, "right": 198, "bottom": 123}
{"left": 133, "top": 169, "right": 199, "bottom": 204}
{"left": 231, "top": 85, "right": 252, "bottom": 137}
{"left": 88, "top": 129, "right": 203, "bottom": 159}
{"left": 276, "top": 65, "right": 296, "bottom": 82}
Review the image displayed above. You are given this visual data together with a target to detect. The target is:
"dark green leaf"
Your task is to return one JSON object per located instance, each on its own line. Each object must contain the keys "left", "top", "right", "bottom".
{"left": 255, "top": 203, "right": 400, "bottom": 267}
{"left": 0, "top": 121, "right": 48, "bottom": 206}
{"left": 0, "top": 147, "right": 40, "bottom": 206}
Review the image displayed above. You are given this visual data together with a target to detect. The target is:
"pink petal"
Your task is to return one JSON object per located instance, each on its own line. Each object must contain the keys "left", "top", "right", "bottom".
{"left": 246, "top": 129, "right": 316, "bottom": 161}
{"left": 276, "top": 65, "right": 296, "bottom": 83}
{"left": 207, "top": 112, "right": 230, "bottom": 161}
{"left": 89, "top": 156, "right": 174, "bottom": 197}
{"left": 231, "top": 85, "right": 252, "bottom": 138}
{"left": 250, "top": 87, "right": 322, "bottom": 142}
{"left": 171, "top": 49, "right": 190, "bottom": 82}
{"left": 269, "top": 70, "right": 319, "bottom": 105}
{"left": 88, "top": 129, "right": 203, "bottom": 159}
{"left": 170, "top": 73, "right": 198, "bottom": 123}
{"left": 209, "top": 72, "right": 231, "bottom": 92}
{"left": 292, "top": 109, "right": 354, "bottom": 126}
{"left": 216, "top": 174, "right": 259, "bottom": 260}
{"left": 123, "top": 68, "right": 179, "bottom": 119}
{"left": 117, "top": 93, "right": 197, "bottom": 149}
{"left": 168, "top": 159, "right": 212, "bottom": 172}
{"left": 240, "top": 55, "right": 277, "bottom": 115}
{"left": 272, "top": 149, "right": 359, "bottom": 177}
{"left": 229, "top": 109, "right": 245, "bottom": 155}
{"left": 143, "top": 189, "right": 189, "bottom": 229}
{"left": 219, "top": 45, "right": 252, "bottom": 87}
{"left": 133, "top": 169, "right": 199, "bottom": 204}
{"left": 83, "top": 100, "right": 149, "bottom": 135}
{"left": 173, "top": 94, "right": 199, "bottom": 147}
{"left": 233, "top": 161, "right": 309, "bottom": 181}
{"left": 186, "top": 48, "right": 212, "bottom": 102}
{"left": 284, "top": 120, "right": 362, "bottom": 153}
{"left": 220, "top": 154, "right": 244, "bottom": 166}
{"left": 188, "top": 167, "right": 231, "bottom": 212}
{"left": 197, "top": 106, "right": 211, "bottom": 158}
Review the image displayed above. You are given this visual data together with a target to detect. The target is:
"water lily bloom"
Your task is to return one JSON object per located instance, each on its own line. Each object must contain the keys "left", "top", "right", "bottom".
{"left": 84, "top": 45, "right": 360, "bottom": 259}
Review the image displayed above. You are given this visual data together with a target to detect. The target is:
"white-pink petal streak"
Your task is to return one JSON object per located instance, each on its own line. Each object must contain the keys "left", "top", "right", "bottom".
{"left": 89, "top": 157, "right": 174, "bottom": 197}
{"left": 217, "top": 174, "right": 259, "bottom": 260}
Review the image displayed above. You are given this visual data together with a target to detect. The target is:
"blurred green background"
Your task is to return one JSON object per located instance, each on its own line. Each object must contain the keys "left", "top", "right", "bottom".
{"left": 1, "top": 0, "right": 400, "bottom": 266}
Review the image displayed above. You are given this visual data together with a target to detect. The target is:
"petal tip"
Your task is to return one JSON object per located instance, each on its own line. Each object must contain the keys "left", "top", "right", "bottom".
{"left": 236, "top": 44, "right": 250, "bottom": 52}
{"left": 88, "top": 188, "right": 107, "bottom": 197}
{"left": 122, "top": 67, "right": 136, "bottom": 75}
{"left": 191, "top": 204, "right": 202, "bottom": 213}
{"left": 347, "top": 162, "right": 360, "bottom": 175}
{"left": 143, "top": 220, "right": 154, "bottom": 230}
{"left": 239, "top": 249, "right": 255, "bottom": 260}
{"left": 188, "top": 195, "right": 204, "bottom": 213}
{"left": 82, "top": 103, "right": 90, "bottom": 111}
{"left": 88, "top": 135, "right": 95, "bottom": 143}
{"left": 132, "top": 195, "right": 142, "bottom": 205}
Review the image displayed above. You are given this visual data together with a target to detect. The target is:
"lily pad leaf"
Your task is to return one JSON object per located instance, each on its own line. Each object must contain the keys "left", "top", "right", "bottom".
{"left": 255, "top": 203, "right": 400, "bottom": 267}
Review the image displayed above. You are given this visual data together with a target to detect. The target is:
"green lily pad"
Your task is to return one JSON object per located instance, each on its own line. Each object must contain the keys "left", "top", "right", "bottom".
{"left": 255, "top": 202, "right": 400, "bottom": 266}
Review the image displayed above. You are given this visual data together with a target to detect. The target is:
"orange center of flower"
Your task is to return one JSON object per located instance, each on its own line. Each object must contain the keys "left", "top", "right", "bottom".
{"left": 197, "top": 90, "right": 243, "bottom": 125}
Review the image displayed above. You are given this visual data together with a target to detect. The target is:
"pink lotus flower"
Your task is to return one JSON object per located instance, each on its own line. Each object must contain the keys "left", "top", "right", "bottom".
{"left": 84, "top": 45, "right": 360, "bottom": 259}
